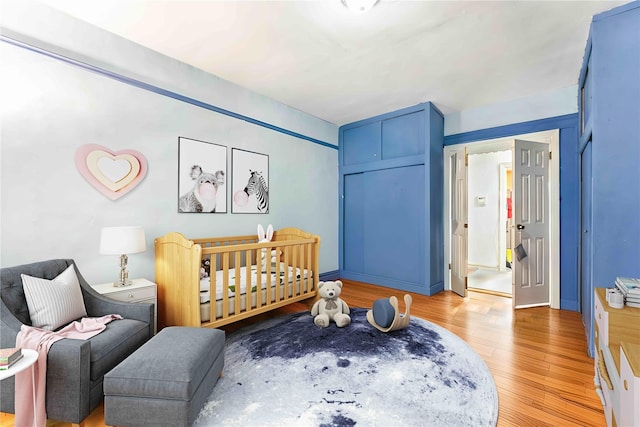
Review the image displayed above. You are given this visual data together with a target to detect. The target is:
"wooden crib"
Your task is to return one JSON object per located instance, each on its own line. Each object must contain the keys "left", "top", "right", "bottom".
{"left": 154, "top": 227, "right": 320, "bottom": 329}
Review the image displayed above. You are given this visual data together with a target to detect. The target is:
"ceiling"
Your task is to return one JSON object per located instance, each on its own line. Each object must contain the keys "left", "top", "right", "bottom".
{"left": 37, "top": 0, "right": 625, "bottom": 126}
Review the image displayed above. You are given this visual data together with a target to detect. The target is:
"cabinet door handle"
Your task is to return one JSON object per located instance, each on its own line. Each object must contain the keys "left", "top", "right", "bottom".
{"left": 624, "top": 379, "right": 628, "bottom": 390}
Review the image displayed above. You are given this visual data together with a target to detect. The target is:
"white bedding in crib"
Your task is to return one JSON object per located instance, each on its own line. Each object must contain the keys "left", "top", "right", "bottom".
{"left": 199, "top": 264, "right": 309, "bottom": 303}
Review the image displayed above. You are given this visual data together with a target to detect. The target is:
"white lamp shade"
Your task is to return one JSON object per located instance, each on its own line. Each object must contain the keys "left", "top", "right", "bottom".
{"left": 100, "top": 226, "right": 146, "bottom": 255}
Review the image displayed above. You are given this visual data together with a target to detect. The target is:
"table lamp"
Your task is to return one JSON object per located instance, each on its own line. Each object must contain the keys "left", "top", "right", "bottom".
{"left": 100, "top": 226, "right": 146, "bottom": 287}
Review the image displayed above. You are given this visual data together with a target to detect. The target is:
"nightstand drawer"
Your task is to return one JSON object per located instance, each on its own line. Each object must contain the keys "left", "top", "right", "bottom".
{"left": 107, "top": 286, "right": 155, "bottom": 302}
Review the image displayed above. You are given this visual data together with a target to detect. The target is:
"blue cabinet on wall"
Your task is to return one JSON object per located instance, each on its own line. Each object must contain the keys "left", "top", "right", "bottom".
{"left": 578, "top": 2, "right": 640, "bottom": 356}
{"left": 339, "top": 102, "right": 444, "bottom": 295}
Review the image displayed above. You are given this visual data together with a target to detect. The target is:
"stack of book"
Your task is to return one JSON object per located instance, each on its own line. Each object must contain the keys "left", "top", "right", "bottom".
{"left": 615, "top": 277, "right": 640, "bottom": 308}
{"left": 0, "top": 347, "right": 23, "bottom": 370}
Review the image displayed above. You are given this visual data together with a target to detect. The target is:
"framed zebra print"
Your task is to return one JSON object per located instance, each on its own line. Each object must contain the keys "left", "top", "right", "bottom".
{"left": 231, "top": 148, "right": 269, "bottom": 214}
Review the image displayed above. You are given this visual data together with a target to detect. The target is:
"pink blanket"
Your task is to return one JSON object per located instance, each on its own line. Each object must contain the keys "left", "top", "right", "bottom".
{"left": 14, "top": 315, "right": 122, "bottom": 427}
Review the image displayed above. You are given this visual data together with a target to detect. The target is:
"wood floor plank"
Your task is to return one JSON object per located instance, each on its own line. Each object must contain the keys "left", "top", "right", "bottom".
{"left": 1, "top": 280, "right": 605, "bottom": 426}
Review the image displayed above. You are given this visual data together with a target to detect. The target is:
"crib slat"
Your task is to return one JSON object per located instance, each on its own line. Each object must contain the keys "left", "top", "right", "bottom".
{"left": 250, "top": 248, "right": 260, "bottom": 309}
{"left": 222, "top": 252, "right": 230, "bottom": 318}
{"left": 234, "top": 251, "right": 242, "bottom": 316}
{"left": 210, "top": 256, "right": 217, "bottom": 322}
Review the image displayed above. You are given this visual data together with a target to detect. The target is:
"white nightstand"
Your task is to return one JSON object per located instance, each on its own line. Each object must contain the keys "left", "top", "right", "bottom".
{"left": 92, "top": 278, "right": 157, "bottom": 334}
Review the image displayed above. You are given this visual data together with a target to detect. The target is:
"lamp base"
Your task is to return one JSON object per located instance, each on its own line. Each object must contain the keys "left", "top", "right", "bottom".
{"left": 112, "top": 279, "right": 133, "bottom": 288}
{"left": 112, "top": 254, "right": 132, "bottom": 287}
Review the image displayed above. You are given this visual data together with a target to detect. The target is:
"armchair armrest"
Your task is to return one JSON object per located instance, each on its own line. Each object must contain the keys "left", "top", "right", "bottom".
{"left": 75, "top": 265, "right": 153, "bottom": 338}
{"left": 45, "top": 338, "right": 92, "bottom": 423}
{"left": 82, "top": 285, "right": 153, "bottom": 324}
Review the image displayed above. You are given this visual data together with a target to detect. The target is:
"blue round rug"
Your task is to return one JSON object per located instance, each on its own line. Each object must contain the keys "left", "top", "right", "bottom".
{"left": 195, "top": 308, "right": 498, "bottom": 426}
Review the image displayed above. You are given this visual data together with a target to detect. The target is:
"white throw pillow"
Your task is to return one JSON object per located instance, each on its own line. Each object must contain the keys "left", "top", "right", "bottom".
{"left": 22, "top": 264, "right": 88, "bottom": 330}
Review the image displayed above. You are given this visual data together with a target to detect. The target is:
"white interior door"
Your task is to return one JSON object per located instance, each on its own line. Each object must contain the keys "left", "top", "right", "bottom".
{"left": 512, "top": 139, "right": 550, "bottom": 308}
{"left": 450, "top": 148, "right": 468, "bottom": 297}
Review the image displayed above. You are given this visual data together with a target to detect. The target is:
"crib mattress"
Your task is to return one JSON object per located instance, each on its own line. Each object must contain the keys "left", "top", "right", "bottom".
{"left": 199, "top": 264, "right": 309, "bottom": 304}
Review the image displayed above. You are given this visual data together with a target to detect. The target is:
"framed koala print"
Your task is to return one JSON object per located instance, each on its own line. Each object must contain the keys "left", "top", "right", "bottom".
{"left": 178, "top": 137, "right": 227, "bottom": 213}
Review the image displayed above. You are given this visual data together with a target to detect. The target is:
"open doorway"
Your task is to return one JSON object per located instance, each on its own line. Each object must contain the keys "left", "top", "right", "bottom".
{"left": 467, "top": 152, "right": 513, "bottom": 297}
{"left": 444, "top": 129, "right": 560, "bottom": 309}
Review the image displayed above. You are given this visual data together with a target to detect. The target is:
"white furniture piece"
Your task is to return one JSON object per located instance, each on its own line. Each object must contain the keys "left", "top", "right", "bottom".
{"left": 619, "top": 342, "right": 640, "bottom": 427}
{"left": 0, "top": 349, "right": 39, "bottom": 426}
{"left": 93, "top": 278, "right": 157, "bottom": 333}
{"left": 594, "top": 288, "right": 640, "bottom": 427}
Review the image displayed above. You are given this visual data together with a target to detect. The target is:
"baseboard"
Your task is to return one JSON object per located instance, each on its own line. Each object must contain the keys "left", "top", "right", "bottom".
{"left": 468, "top": 264, "right": 500, "bottom": 271}
{"left": 560, "top": 299, "right": 579, "bottom": 312}
{"left": 429, "top": 280, "right": 444, "bottom": 296}
{"left": 319, "top": 270, "right": 340, "bottom": 281}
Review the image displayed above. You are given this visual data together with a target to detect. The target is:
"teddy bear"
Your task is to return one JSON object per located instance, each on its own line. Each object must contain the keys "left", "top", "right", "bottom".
{"left": 311, "top": 280, "right": 351, "bottom": 328}
{"left": 200, "top": 258, "right": 210, "bottom": 279}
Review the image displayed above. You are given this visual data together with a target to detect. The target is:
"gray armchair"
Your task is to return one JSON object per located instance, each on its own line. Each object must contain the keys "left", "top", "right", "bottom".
{"left": 0, "top": 259, "right": 153, "bottom": 424}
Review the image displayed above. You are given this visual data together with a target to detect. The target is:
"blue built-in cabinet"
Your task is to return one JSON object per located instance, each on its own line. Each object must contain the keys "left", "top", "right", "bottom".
{"left": 578, "top": 1, "right": 640, "bottom": 356}
{"left": 339, "top": 102, "right": 444, "bottom": 295}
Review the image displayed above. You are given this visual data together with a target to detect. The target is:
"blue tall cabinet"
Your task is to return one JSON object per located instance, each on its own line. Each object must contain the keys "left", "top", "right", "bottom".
{"left": 339, "top": 102, "right": 444, "bottom": 295}
{"left": 578, "top": 2, "right": 640, "bottom": 356}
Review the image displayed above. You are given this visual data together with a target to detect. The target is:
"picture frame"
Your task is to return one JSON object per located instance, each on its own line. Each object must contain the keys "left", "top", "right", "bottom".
{"left": 178, "top": 137, "right": 227, "bottom": 213}
{"left": 231, "top": 148, "right": 269, "bottom": 214}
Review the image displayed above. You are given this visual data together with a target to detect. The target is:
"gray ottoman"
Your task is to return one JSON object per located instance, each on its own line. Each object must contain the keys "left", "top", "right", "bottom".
{"left": 104, "top": 326, "right": 224, "bottom": 427}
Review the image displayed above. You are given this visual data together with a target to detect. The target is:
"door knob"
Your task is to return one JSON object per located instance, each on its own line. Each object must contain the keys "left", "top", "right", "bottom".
{"left": 516, "top": 224, "right": 525, "bottom": 230}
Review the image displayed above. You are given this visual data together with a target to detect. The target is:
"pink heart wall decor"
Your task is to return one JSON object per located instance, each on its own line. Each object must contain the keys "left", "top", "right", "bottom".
{"left": 75, "top": 144, "right": 148, "bottom": 200}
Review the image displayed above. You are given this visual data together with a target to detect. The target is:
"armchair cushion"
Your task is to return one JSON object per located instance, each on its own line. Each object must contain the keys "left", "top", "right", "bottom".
{"left": 88, "top": 318, "right": 149, "bottom": 381}
{"left": 22, "top": 264, "right": 87, "bottom": 330}
{"left": 1, "top": 259, "right": 71, "bottom": 326}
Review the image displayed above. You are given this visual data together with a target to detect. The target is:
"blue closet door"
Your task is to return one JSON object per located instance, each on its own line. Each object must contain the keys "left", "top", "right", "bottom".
{"left": 363, "top": 165, "right": 426, "bottom": 284}
{"left": 343, "top": 173, "right": 365, "bottom": 273}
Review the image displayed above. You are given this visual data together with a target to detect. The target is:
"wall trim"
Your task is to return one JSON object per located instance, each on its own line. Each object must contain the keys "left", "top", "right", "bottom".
{"left": 444, "top": 114, "right": 577, "bottom": 146}
{"left": 1, "top": 34, "right": 337, "bottom": 151}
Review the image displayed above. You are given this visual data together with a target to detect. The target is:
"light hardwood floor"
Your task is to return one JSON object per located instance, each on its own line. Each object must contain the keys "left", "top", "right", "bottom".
{"left": 1, "top": 280, "right": 605, "bottom": 427}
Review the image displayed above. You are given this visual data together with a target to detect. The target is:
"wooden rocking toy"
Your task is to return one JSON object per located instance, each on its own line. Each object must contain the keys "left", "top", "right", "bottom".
{"left": 366, "top": 294, "right": 412, "bottom": 332}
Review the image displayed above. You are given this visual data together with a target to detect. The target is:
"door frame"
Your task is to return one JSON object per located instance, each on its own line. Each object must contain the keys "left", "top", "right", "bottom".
{"left": 443, "top": 129, "right": 560, "bottom": 309}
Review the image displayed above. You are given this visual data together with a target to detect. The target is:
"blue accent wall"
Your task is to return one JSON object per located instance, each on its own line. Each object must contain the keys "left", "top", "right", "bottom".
{"left": 577, "top": 2, "right": 640, "bottom": 356}
{"left": 445, "top": 114, "right": 581, "bottom": 311}
{"left": 589, "top": 3, "right": 640, "bottom": 288}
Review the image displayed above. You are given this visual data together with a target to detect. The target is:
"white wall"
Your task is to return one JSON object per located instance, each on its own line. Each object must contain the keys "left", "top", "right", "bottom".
{"left": 1, "top": 1, "right": 339, "bottom": 284}
{"left": 444, "top": 85, "right": 578, "bottom": 136}
{"left": 467, "top": 150, "right": 512, "bottom": 268}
